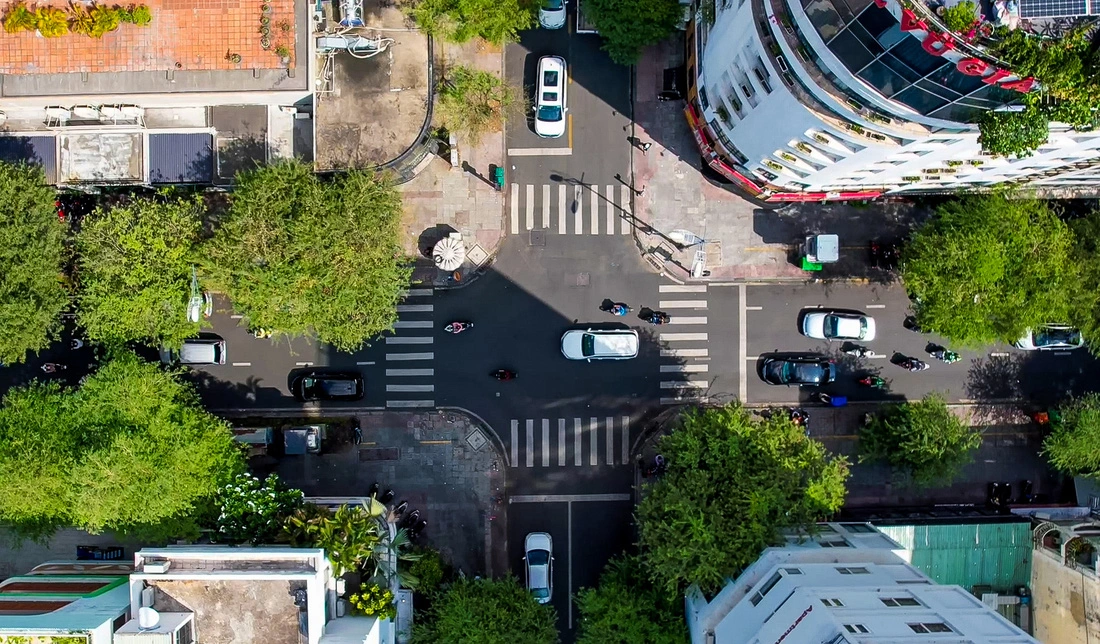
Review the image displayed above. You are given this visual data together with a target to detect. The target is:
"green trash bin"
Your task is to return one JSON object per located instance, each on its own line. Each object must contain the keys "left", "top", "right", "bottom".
{"left": 801, "top": 257, "right": 824, "bottom": 271}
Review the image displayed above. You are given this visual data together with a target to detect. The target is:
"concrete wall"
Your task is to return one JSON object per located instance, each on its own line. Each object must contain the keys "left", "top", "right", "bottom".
{"left": 1031, "top": 547, "right": 1100, "bottom": 644}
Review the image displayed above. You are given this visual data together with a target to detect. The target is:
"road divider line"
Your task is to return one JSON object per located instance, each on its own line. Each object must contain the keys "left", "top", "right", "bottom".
{"left": 384, "top": 336, "right": 433, "bottom": 345}
{"left": 661, "top": 348, "right": 709, "bottom": 357}
{"left": 231, "top": 362, "right": 251, "bottom": 367}
{"left": 589, "top": 417, "right": 598, "bottom": 466}
{"left": 511, "top": 420, "right": 518, "bottom": 467}
{"left": 590, "top": 189, "right": 598, "bottom": 234}
{"left": 386, "top": 368, "right": 433, "bottom": 376}
{"left": 507, "top": 147, "right": 573, "bottom": 156}
{"left": 386, "top": 384, "right": 434, "bottom": 392}
{"left": 542, "top": 419, "right": 550, "bottom": 468}
{"left": 661, "top": 380, "right": 708, "bottom": 389}
{"left": 396, "top": 304, "right": 433, "bottom": 313}
{"left": 542, "top": 185, "right": 551, "bottom": 229}
{"left": 558, "top": 419, "right": 566, "bottom": 467}
{"left": 394, "top": 320, "right": 433, "bottom": 329}
{"left": 745, "top": 305, "right": 763, "bottom": 311}
{"left": 605, "top": 185, "right": 615, "bottom": 235}
{"left": 574, "top": 418, "right": 582, "bottom": 466}
{"left": 621, "top": 416, "right": 629, "bottom": 465}
{"left": 526, "top": 184, "right": 534, "bottom": 230}
{"left": 866, "top": 304, "right": 886, "bottom": 309}
{"left": 660, "top": 284, "right": 708, "bottom": 293}
{"left": 509, "top": 493, "right": 632, "bottom": 503}
{"left": 670, "top": 316, "right": 707, "bottom": 325}
{"left": 660, "top": 332, "right": 708, "bottom": 342}
{"left": 510, "top": 183, "right": 519, "bottom": 235}
{"left": 419, "top": 440, "right": 451, "bottom": 445}
{"left": 660, "top": 300, "right": 708, "bottom": 309}
{"left": 558, "top": 185, "right": 567, "bottom": 235}
{"left": 739, "top": 284, "right": 748, "bottom": 401}
{"left": 385, "top": 352, "right": 434, "bottom": 361}
{"left": 526, "top": 419, "right": 534, "bottom": 468}
{"left": 661, "top": 364, "right": 709, "bottom": 373}
{"left": 403, "top": 288, "right": 433, "bottom": 297}
{"left": 386, "top": 400, "right": 434, "bottom": 408}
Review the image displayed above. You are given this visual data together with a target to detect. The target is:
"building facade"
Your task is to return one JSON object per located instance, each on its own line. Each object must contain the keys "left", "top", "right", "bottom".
{"left": 684, "top": 0, "right": 1100, "bottom": 201}
{"left": 686, "top": 522, "right": 1038, "bottom": 643}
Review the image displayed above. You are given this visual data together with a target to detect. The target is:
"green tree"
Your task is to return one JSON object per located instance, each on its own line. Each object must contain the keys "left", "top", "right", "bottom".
{"left": 437, "top": 65, "right": 521, "bottom": 144}
{"left": 941, "top": 0, "right": 977, "bottom": 32}
{"left": 0, "top": 162, "right": 68, "bottom": 365}
{"left": 584, "top": 0, "right": 682, "bottom": 65}
{"left": 636, "top": 404, "right": 849, "bottom": 596}
{"left": 902, "top": 195, "right": 1080, "bottom": 346}
{"left": 978, "top": 106, "right": 1049, "bottom": 158}
{"left": 204, "top": 160, "right": 410, "bottom": 352}
{"left": 1043, "top": 393, "right": 1100, "bottom": 476}
{"left": 408, "top": 0, "right": 535, "bottom": 44}
{"left": 575, "top": 554, "right": 687, "bottom": 644}
{"left": 410, "top": 576, "right": 558, "bottom": 644}
{"left": 859, "top": 393, "right": 981, "bottom": 488}
{"left": 75, "top": 193, "right": 204, "bottom": 348}
{"left": 1070, "top": 214, "right": 1100, "bottom": 349}
{"left": 0, "top": 350, "right": 243, "bottom": 538}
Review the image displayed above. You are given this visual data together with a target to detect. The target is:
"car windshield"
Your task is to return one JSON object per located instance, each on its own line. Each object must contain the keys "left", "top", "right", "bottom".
{"left": 537, "top": 105, "right": 562, "bottom": 122}
{"left": 580, "top": 333, "right": 595, "bottom": 357}
{"left": 545, "top": 0, "right": 563, "bottom": 8}
{"left": 527, "top": 550, "right": 549, "bottom": 565}
{"left": 1036, "top": 327, "right": 1080, "bottom": 347}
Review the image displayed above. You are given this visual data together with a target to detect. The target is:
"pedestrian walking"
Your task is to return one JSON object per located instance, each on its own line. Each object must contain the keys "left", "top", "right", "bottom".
{"left": 641, "top": 142, "right": 652, "bottom": 154}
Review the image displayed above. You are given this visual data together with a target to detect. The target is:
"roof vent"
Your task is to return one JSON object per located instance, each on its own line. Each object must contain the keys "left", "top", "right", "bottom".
{"left": 143, "top": 561, "right": 171, "bottom": 574}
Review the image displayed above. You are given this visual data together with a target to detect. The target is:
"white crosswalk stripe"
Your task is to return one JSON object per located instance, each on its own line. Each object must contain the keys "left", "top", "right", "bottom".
{"left": 385, "top": 288, "right": 436, "bottom": 409}
{"left": 506, "top": 183, "right": 634, "bottom": 236}
{"left": 656, "top": 282, "right": 711, "bottom": 404}
{"left": 508, "top": 416, "right": 633, "bottom": 468}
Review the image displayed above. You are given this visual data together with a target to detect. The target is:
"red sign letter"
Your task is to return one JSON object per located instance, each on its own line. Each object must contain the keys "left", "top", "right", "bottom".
{"left": 921, "top": 31, "right": 955, "bottom": 56}
{"left": 956, "top": 57, "right": 989, "bottom": 76}
{"left": 900, "top": 8, "right": 926, "bottom": 31}
{"left": 980, "top": 67, "right": 1011, "bottom": 85}
{"left": 872, "top": 0, "right": 887, "bottom": 7}
{"left": 999, "top": 77, "right": 1036, "bottom": 93}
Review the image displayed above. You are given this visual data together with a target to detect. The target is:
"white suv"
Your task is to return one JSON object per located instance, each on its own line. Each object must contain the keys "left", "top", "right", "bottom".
{"left": 534, "top": 56, "right": 567, "bottom": 138}
{"left": 524, "top": 532, "right": 553, "bottom": 604}
{"left": 561, "top": 329, "right": 639, "bottom": 361}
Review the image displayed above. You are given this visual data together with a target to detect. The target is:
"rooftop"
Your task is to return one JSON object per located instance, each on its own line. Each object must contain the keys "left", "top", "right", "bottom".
{"left": 0, "top": 0, "right": 297, "bottom": 76}
{"left": 878, "top": 522, "right": 1033, "bottom": 593}
{"left": 149, "top": 579, "right": 301, "bottom": 644}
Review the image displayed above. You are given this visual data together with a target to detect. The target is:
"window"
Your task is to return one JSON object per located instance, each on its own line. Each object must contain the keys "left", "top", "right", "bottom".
{"left": 750, "top": 572, "right": 784, "bottom": 605}
{"left": 821, "top": 598, "right": 845, "bottom": 607}
{"left": 819, "top": 539, "right": 850, "bottom": 548}
{"left": 881, "top": 597, "right": 921, "bottom": 607}
{"left": 835, "top": 566, "right": 869, "bottom": 575}
{"left": 909, "top": 623, "right": 952, "bottom": 633}
{"left": 841, "top": 523, "right": 875, "bottom": 534}
{"left": 844, "top": 624, "right": 869, "bottom": 634}
{"left": 783, "top": 567, "right": 803, "bottom": 575}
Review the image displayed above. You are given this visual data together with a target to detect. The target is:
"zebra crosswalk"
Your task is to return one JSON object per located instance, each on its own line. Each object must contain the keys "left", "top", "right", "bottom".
{"left": 384, "top": 288, "right": 435, "bottom": 409}
{"left": 509, "top": 416, "right": 632, "bottom": 468}
{"left": 657, "top": 284, "right": 711, "bottom": 405}
{"left": 509, "top": 183, "right": 635, "bottom": 235}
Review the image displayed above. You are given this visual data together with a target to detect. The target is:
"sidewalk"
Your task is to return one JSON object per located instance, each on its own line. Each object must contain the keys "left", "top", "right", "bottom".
{"left": 631, "top": 39, "right": 931, "bottom": 283}
{"left": 399, "top": 40, "right": 506, "bottom": 290}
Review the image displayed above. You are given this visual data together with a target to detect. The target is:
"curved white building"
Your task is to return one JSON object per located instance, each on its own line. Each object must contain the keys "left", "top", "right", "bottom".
{"left": 684, "top": 0, "right": 1100, "bottom": 201}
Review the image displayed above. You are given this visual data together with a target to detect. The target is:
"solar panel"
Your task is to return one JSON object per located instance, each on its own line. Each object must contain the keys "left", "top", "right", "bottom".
{"left": 1019, "top": 0, "right": 1096, "bottom": 19}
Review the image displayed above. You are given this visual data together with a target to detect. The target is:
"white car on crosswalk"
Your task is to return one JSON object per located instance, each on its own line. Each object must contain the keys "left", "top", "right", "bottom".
{"left": 534, "top": 56, "right": 567, "bottom": 138}
{"left": 561, "top": 329, "right": 639, "bottom": 361}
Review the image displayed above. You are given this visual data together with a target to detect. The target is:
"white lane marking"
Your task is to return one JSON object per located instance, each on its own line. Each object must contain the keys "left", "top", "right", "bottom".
{"left": 356, "top": 361, "right": 376, "bottom": 365}
{"left": 396, "top": 304, "right": 433, "bottom": 313}
{"left": 573, "top": 418, "right": 582, "bottom": 466}
{"left": 558, "top": 419, "right": 566, "bottom": 466}
{"left": 509, "top": 493, "right": 633, "bottom": 502}
{"left": 866, "top": 304, "right": 886, "bottom": 309}
{"left": 605, "top": 416, "right": 614, "bottom": 465}
{"left": 394, "top": 320, "right": 433, "bottom": 329}
{"left": 526, "top": 419, "right": 534, "bottom": 468}
{"left": 403, "top": 288, "right": 433, "bottom": 297}
{"left": 558, "top": 184, "right": 567, "bottom": 235}
{"left": 660, "top": 300, "right": 708, "bottom": 309}
{"left": 589, "top": 417, "right": 598, "bottom": 466}
{"left": 386, "top": 384, "right": 434, "bottom": 392}
{"left": 660, "top": 395, "right": 710, "bottom": 405}
{"left": 542, "top": 419, "right": 550, "bottom": 467}
{"left": 660, "top": 284, "right": 708, "bottom": 293}
{"left": 510, "top": 183, "right": 519, "bottom": 235}
{"left": 386, "top": 400, "right": 435, "bottom": 408}
{"left": 620, "top": 185, "right": 631, "bottom": 234}
{"left": 295, "top": 361, "right": 314, "bottom": 366}
{"left": 661, "top": 380, "right": 708, "bottom": 388}
{"left": 386, "top": 352, "right": 434, "bottom": 361}
{"left": 510, "top": 420, "right": 518, "bottom": 467}
{"left": 573, "top": 185, "right": 583, "bottom": 235}
{"left": 507, "top": 147, "right": 573, "bottom": 156}
{"left": 670, "top": 316, "right": 707, "bottom": 325}
{"left": 662, "top": 348, "right": 709, "bottom": 357}
{"left": 621, "top": 416, "right": 629, "bottom": 464}
{"left": 231, "top": 362, "right": 252, "bottom": 367}
{"left": 745, "top": 305, "right": 763, "bottom": 311}
{"left": 990, "top": 351, "right": 1010, "bottom": 357}
{"left": 385, "top": 336, "right": 433, "bottom": 345}
{"left": 590, "top": 189, "right": 599, "bottom": 234}
{"left": 542, "top": 184, "right": 551, "bottom": 229}
{"left": 568, "top": 501, "right": 574, "bottom": 630}
{"left": 739, "top": 284, "right": 748, "bottom": 402}
{"left": 661, "top": 364, "right": 709, "bottom": 373}
{"left": 230, "top": 314, "right": 243, "bottom": 319}
{"left": 660, "top": 332, "right": 708, "bottom": 341}
{"left": 387, "top": 368, "right": 434, "bottom": 376}
{"left": 526, "top": 184, "right": 534, "bottom": 230}
{"left": 605, "top": 185, "right": 615, "bottom": 234}
{"left": 746, "top": 355, "right": 759, "bottom": 361}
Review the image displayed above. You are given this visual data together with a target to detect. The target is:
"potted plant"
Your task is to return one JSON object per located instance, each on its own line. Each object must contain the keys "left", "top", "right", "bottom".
{"left": 260, "top": 35, "right": 271, "bottom": 49}
{"left": 3, "top": 1, "right": 36, "bottom": 33}
{"left": 89, "top": 3, "right": 121, "bottom": 37}
{"left": 258, "top": 25, "right": 269, "bottom": 35}
{"left": 35, "top": 6, "right": 69, "bottom": 37}
{"left": 225, "top": 50, "right": 242, "bottom": 64}
{"left": 275, "top": 43, "right": 291, "bottom": 62}
{"left": 130, "top": 3, "right": 152, "bottom": 25}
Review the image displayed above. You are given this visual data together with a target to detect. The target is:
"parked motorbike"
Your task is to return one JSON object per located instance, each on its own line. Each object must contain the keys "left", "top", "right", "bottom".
{"left": 859, "top": 375, "right": 886, "bottom": 389}
{"left": 491, "top": 369, "right": 517, "bottom": 381}
{"left": 445, "top": 321, "right": 473, "bottom": 334}
{"left": 843, "top": 344, "right": 874, "bottom": 358}
{"left": 901, "top": 358, "right": 930, "bottom": 372}
{"left": 641, "top": 454, "right": 667, "bottom": 477}
{"left": 930, "top": 348, "right": 960, "bottom": 364}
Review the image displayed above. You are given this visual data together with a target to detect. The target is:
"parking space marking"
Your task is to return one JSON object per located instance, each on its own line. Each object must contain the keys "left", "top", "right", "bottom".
{"left": 394, "top": 320, "right": 433, "bottom": 329}
{"left": 605, "top": 417, "right": 614, "bottom": 465}
{"left": 386, "top": 368, "right": 434, "bottom": 376}
{"left": 526, "top": 419, "right": 534, "bottom": 468}
{"left": 670, "top": 316, "right": 708, "bottom": 325}
{"left": 661, "top": 364, "right": 709, "bottom": 372}
{"left": 661, "top": 348, "right": 709, "bottom": 357}
{"left": 510, "top": 183, "right": 519, "bottom": 234}
{"left": 745, "top": 355, "right": 759, "bottom": 361}
{"left": 386, "top": 384, "right": 434, "bottom": 392}
{"left": 396, "top": 304, "right": 433, "bottom": 313}
{"left": 385, "top": 336, "right": 433, "bottom": 344}
{"left": 660, "top": 333, "right": 708, "bottom": 342}
{"left": 386, "top": 400, "right": 434, "bottom": 408}
{"left": 574, "top": 418, "right": 582, "bottom": 466}
{"left": 542, "top": 419, "right": 550, "bottom": 467}
{"left": 660, "top": 284, "right": 708, "bottom": 293}
{"left": 589, "top": 417, "right": 598, "bottom": 466}
{"left": 231, "top": 362, "right": 251, "bottom": 367}
{"left": 511, "top": 420, "right": 518, "bottom": 467}
{"left": 386, "top": 352, "right": 434, "bottom": 361}
{"left": 558, "top": 185, "right": 567, "bottom": 235}
{"left": 621, "top": 416, "right": 629, "bottom": 465}
{"left": 558, "top": 419, "right": 566, "bottom": 466}
{"left": 660, "top": 380, "right": 708, "bottom": 388}
{"left": 660, "top": 300, "right": 708, "bottom": 308}
{"left": 526, "top": 184, "right": 535, "bottom": 230}
{"left": 739, "top": 284, "right": 748, "bottom": 401}
{"left": 605, "top": 185, "right": 615, "bottom": 234}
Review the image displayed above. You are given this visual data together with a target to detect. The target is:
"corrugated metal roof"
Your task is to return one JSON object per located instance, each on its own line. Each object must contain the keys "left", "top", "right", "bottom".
{"left": 149, "top": 133, "right": 213, "bottom": 184}
{"left": 878, "top": 523, "right": 1032, "bottom": 592}
{"left": 0, "top": 135, "right": 57, "bottom": 183}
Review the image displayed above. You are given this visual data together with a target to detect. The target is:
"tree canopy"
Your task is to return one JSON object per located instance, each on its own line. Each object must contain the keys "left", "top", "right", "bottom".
{"left": 409, "top": 0, "right": 535, "bottom": 44}
{"left": 437, "top": 65, "right": 520, "bottom": 144}
{"left": 977, "top": 107, "right": 1049, "bottom": 158}
{"left": 858, "top": 393, "right": 981, "bottom": 488}
{"left": 75, "top": 192, "right": 204, "bottom": 348}
{"left": 0, "top": 162, "right": 68, "bottom": 364}
{"left": 204, "top": 160, "right": 410, "bottom": 352}
{"left": 575, "top": 554, "right": 687, "bottom": 644}
{"left": 0, "top": 350, "right": 243, "bottom": 538}
{"left": 410, "top": 576, "right": 558, "bottom": 644}
{"left": 1043, "top": 393, "right": 1100, "bottom": 476}
{"left": 902, "top": 195, "right": 1080, "bottom": 346}
{"left": 585, "top": 0, "right": 682, "bottom": 65}
{"left": 636, "top": 404, "right": 849, "bottom": 596}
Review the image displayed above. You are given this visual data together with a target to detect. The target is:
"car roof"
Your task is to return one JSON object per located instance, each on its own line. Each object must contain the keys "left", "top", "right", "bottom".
{"left": 525, "top": 532, "right": 552, "bottom": 551}
{"left": 588, "top": 330, "right": 638, "bottom": 357}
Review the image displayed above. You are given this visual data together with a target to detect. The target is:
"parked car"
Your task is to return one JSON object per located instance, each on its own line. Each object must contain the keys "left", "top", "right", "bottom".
{"left": 1015, "top": 324, "right": 1084, "bottom": 351}
{"left": 538, "top": 0, "right": 566, "bottom": 29}
{"left": 524, "top": 532, "right": 553, "bottom": 604}
{"left": 760, "top": 355, "right": 835, "bottom": 386}
{"left": 802, "top": 311, "right": 876, "bottom": 341}
{"left": 159, "top": 334, "right": 226, "bottom": 365}
{"left": 291, "top": 371, "right": 365, "bottom": 401}
{"left": 534, "top": 56, "right": 567, "bottom": 138}
{"left": 561, "top": 329, "right": 639, "bottom": 361}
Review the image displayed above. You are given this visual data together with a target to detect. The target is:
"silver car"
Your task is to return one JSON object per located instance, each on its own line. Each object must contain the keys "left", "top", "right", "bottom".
{"left": 1015, "top": 324, "right": 1084, "bottom": 351}
{"left": 561, "top": 329, "right": 639, "bottom": 361}
{"left": 538, "top": 0, "right": 566, "bottom": 29}
{"left": 524, "top": 532, "right": 553, "bottom": 604}
{"left": 802, "top": 311, "right": 876, "bottom": 341}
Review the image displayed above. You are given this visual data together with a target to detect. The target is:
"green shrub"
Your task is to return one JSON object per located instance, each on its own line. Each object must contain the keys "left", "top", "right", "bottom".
{"left": 407, "top": 546, "right": 446, "bottom": 590}
{"left": 942, "top": 0, "right": 977, "bottom": 32}
{"left": 130, "top": 3, "right": 152, "bottom": 26}
{"left": 35, "top": 6, "right": 69, "bottom": 37}
{"left": 350, "top": 584, "right": 397, "bottom": 619}
{"left": 3, "top": 1, "right": 36, "bottom": 33}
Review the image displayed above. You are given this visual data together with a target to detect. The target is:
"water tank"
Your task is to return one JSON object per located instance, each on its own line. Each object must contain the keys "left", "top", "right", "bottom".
{"left": 138, "top": 606, "right": 161, "bottom": 630}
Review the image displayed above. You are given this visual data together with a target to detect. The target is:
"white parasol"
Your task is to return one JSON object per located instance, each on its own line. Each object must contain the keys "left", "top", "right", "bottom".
{"left": 433, "top": 233, "right": 466, "bottom": 271}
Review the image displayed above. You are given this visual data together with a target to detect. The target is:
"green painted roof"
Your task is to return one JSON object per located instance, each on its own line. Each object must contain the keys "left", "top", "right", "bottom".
{"left": 877, "top": 523, "right": 1032, "bottom": 593}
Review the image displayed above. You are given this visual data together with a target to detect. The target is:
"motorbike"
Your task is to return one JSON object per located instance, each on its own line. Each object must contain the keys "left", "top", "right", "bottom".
{"left": 445, "top": 321, "right": 473, "bottom": 334}
{"left": 901, "top": 358, "right": 930, "bottom": 372}
{"left": 491, "top": 369, "right": 517, "bottom": 381}
{"left": 641, "top": 454, "right": 667, "bottom": 477}
{"left": 647, "top": 311, "right": 670, "bottom": 325}
{"left": 789, "top": 408, "right": 809, "bottom": 426}
{"left": 859, "top": 375, "right": 887, "bottom": 389}
{"left": 869, "top": 240, "right": 900, "bottom": 270}
{"left": 930, "top": 348, "right": 960, "bottom": 364}
{"left": 843, "top": 344, "right": 873, "bottom": 358}
{"left": 610, "top": 303, "right": 631, "bottom": 317}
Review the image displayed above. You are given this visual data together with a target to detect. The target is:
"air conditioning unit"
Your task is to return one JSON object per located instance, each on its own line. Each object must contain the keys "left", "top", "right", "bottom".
{"left": 143, "top": 561, "right": 171, "bottom": 574}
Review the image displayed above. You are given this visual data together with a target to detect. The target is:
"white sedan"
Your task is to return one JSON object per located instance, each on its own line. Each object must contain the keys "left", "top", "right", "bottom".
{"left": 534, "top": 56, "right": 567, "bottom": 138}
{"left": 1015, "top": 324, "right": 1084, "bottom": 351}
{"left": 802, "top": 311, "right": 876, "bottom": 341}
{"left": 524, "top": 532, "right": 553, "bottom": 604}
{"left": 538, "top": 0, "right": 565, "bottom": 28}
{"left": 561, "top": 329, "right": 639, "bottom": 361}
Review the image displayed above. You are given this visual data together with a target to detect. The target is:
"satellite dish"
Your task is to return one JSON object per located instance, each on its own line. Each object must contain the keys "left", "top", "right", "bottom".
{"left": 138, "top": 606, "right": 161, "bottom": 630}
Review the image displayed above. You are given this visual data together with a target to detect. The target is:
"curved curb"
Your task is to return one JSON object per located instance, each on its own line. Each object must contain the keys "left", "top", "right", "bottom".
{"left": 377, "top": 34, "right": 437, "bottom": 182}
{"left": 438, "top": 405, "right": 510, "bottom": 467}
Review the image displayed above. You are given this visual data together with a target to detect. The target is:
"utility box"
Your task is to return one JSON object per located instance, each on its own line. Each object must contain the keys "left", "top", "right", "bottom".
{"left": 804, "top": 234, "right": 839, "bottom": 264}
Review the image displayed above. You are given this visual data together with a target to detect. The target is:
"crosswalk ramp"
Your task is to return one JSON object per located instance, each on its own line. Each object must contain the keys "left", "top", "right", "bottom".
{"left": 657, "top": 284, "right": 711, "bottom": 405}
{"left": 509, "top": 183, "right": 635, "bottom": 235}
{"left": 384, "top": 288, "right": 435, "bottom": 409}
{"left": 509, "top": 416, "right": 633, "bottom": 468}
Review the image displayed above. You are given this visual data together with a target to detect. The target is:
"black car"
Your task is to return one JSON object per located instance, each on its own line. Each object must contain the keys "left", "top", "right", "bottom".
{"left": 760, "top": 355, "right": 835, "bottom": 386}
{"left": 291, "top": 371, "right": 364, "bottom": 401}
